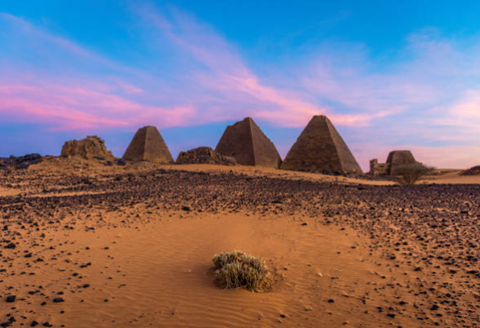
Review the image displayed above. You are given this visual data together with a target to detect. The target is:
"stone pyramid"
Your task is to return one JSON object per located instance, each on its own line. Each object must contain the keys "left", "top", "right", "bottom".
{"left": 215, "top": 117, "right": 282, "bottom": 168}
{"left": 123, "top": 126, "right": 174, "bottom": 164}
{"left": 281, "top": 115, "right": 362, "bottom": 173}
{"left": 386, "top": 150, "right": 417, "bottom": 175}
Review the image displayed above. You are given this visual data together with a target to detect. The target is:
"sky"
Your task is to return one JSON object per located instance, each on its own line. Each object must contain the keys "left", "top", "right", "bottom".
{"left": 1, "top": 0, "right": 480, "bottom": 170}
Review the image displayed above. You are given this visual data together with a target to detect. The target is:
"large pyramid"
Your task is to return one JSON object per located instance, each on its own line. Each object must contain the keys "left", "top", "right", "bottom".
{"left": 281, "top": 115, "right": 362, "bottom": 174}
{"left": 123, "top": 126, "right": 174, "bottom": 164}
{"left": 215, "top": 117, "right": 282, "bottom": 168}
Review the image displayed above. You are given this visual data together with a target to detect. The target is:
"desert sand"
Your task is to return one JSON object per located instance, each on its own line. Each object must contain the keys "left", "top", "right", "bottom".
{"left": 1, "top": 159, "right": 479, "bottom": 327}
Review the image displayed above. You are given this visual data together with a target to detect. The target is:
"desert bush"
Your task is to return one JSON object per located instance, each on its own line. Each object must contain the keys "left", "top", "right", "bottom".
{"left": 395, "top": 163, "right": 435, "bottom": 185}
{"left": 212, "top": 250, "right": 273, "bottom": 292}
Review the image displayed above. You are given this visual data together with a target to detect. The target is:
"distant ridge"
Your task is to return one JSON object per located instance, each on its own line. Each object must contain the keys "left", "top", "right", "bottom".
{"left": 123, "top": 126, "right": 174, "bottom": 164}
{"left": 281, "top": 115, "right": 362, "bottom": 174}
{"left": 215, "top": 117, "right": 282, "bottom": 168}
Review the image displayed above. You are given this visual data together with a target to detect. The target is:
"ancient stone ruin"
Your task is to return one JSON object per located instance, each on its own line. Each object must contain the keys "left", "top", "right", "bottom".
{"left": 123, "top": 126, "right": 174, "bottom": 164}
{"left": 369, "top": 150, "right": 417, "bottom": 176}
{"left": 215, "top": 117, "right": 282, "bottom": 168}
{"left": 176, "top": 147, "right": 236, "bottom": 165}
{"left": 61, "top": 136, "right": 114, "bottom": 160}
{"left": 281, "top": 115, "right": 362, "bottom": 174}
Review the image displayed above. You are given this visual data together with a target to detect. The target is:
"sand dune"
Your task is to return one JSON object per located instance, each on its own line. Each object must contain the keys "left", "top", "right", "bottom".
{"left": 1, "top": 161, "right": 479, "bottom": 327}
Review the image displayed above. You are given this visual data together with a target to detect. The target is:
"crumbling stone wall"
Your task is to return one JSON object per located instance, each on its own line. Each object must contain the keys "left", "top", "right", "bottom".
{"left": 61, "top": 136, "right": 114, "bottom": 160}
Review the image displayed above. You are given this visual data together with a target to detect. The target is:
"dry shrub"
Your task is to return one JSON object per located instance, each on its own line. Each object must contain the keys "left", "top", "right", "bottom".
{"left": 212, "top": 250, "right": 273, "bottom": 292}
{"left": 396, "top": 163, "right": 435, "bottom": 185}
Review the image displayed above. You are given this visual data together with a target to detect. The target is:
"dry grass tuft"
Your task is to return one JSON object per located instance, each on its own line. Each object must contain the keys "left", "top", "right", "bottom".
{"left": 212, "top": 250, "right": 273, "bottom": 292}
{"left": 396, "top": 163, "right": 435, "bottom": 185}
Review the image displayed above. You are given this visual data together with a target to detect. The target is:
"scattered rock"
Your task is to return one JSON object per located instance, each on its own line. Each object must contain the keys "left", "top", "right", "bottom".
{"left": 176, "top": 147, "right": 237, "bottom": 166}
{"left": 5, "top": 296, "right": 16, "bottom": 303}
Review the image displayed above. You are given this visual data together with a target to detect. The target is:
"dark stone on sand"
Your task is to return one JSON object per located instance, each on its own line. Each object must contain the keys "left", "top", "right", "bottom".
{"left": 5, "top": 296, "right": 16, "bottom": 303}
{"left": 4, "top": 243, "right": 16, "bottom": 249}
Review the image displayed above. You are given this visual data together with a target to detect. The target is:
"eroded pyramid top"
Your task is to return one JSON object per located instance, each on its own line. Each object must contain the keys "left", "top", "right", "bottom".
{"left": 215, "top": 117, "right": 282, "bottom": 168}
{"left": 123, "top": 126, "right": 174, "bottom": 164}
{"left": 386, "top": 150, "right": 417, "bottom": 175}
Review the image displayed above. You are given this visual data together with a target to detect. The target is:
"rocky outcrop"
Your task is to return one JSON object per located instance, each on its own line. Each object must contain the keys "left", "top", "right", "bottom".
{"left": 61, "top": 136, "right": 114, "bottom": 160}
{"left": 176, "top": 147, "right": 236, "bottom": 165}
{"left": 461, "top": 166, "right": 480, "bottom": 176}
{"left": 0, "top": 154, "right": 43, "bottom": 170}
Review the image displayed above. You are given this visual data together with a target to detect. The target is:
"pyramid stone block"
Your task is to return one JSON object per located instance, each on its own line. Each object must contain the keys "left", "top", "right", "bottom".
{"left": 123, "top": 126, "right": 174, "bottom": 164}
{"left": 281, "top": 115, "right": 362, "bottom": 174}
{"left": 215, "top": 117, "right": 282, "bottom": 168}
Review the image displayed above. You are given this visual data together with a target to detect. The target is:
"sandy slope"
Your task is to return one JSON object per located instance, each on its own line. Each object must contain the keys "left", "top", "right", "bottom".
{"left": 1, "top": 211, "right": 443, "bottom": 328}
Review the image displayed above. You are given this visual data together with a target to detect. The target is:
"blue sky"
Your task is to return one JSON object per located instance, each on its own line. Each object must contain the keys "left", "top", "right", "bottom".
{"left": 1, "top": 0, "right": 480, "bottom": 169}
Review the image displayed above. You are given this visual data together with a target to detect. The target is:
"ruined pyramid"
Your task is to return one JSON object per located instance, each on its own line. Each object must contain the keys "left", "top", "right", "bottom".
{"left": 123, "top": 126, "right": 174, "bottom": 164}
{"left": 215, "top": 117, "right": 282, "bottom": 168}
{"left": 281, "top": 115, "right": 362, "bottom": 174}
{"left": 386, "top": 150, "right": 417, "bottom": 176}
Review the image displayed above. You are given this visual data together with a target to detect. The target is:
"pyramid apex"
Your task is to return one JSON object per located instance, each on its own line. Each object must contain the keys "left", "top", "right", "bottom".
{"left": 311, "top": 115, "right": 329, "bottom": 121}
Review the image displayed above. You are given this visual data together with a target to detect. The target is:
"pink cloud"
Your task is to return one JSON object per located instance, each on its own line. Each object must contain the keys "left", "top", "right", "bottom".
{"left": 1, "top": 9, "right": 479, "bottom": 169}
{"left": 0, "top": 79, "right": 195, "bottom": 131}
{"left": 135, "top": 6, "right": 391, "bottom": 127}
{"left": 0, "top": 9, "right": 398, "bottom": 132}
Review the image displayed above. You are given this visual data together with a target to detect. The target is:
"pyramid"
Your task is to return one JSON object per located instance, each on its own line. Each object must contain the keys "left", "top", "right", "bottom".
{"left": 215, "top": 117, "right": 282, "bottom": 168}
{"left": 281, "top": 115, "right": 362, "bottom": 174}
{"left": 386, "top": 150, "right": 417, "bottom": 176}
{"left": 123, "top": 126, "right": 174, "bottom": 164}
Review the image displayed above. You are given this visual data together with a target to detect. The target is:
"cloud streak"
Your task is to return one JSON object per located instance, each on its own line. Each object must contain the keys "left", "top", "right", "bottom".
{"left": 0, "top": 6, "right": 479, "bottom": 168}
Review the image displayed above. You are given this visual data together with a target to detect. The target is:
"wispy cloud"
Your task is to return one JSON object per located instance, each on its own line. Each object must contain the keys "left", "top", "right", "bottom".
{"left": 133, "top": 5, "right": 388, "bottom": 127}
{"left": 0, "top": 7, "right": 479, "bottom": 168}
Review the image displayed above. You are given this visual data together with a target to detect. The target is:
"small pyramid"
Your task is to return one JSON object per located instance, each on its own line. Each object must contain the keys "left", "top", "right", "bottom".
{"left": 123, "top": 126, "right": 174, "bottom": 164}
{"left": 281, "top": 115, "right": 362, "bottom": 173}
{"left": 215, "top": 117, "right": 282, "bottom": 168}
{"left": 386, "top": 150, "right": 417, "bottom": 175}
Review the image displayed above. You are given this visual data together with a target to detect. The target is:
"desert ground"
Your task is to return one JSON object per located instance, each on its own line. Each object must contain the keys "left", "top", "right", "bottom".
{"left": 1, "top": 159, "right": 479, "bottom": 328}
